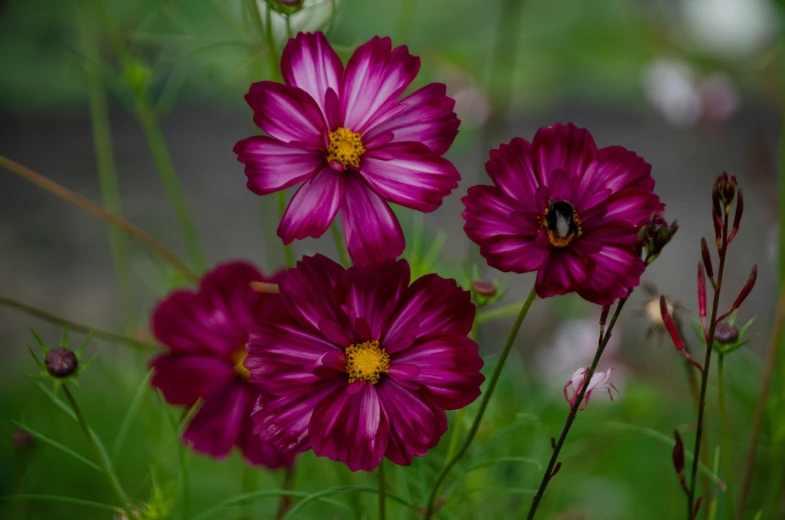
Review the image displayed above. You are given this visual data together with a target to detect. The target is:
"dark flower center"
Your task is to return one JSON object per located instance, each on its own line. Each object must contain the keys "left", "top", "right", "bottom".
{"left": 327, "top": 127, "right": 365, "bottom": 169}
{"left": 542, "top": 200, "right": 582, "bottom": 247}
{"left": 345, "top": 340, "right": 389, "bottom": 384}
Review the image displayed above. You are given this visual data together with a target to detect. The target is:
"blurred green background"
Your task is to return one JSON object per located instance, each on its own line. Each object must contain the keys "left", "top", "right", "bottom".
{"left": 0, "top": 0, "right": 783, "bottom": 518}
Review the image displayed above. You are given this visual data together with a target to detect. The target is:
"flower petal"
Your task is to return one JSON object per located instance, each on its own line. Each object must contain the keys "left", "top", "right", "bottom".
{"left": 533, "top": 122, "right": 597, "bottom": 185}
{"left": 246, "top": 323, "right": 342, "bottom": 397}
{"left": 462, "top": 185, "right": 535, "bottom": 244}
{"left": 359, "top": 143, "right": 460, "bottom": 212}
{"left": 234, "top": 136, "right": 324, "bottom": 196}
{"left": 252, "top": 380, "right": 343, "bottom": 454}
{"left": 150, "top": 354, "right": 234, "bottom": 406}
{"left": 278, "top": 254, "right": 347, "bottom": 334}
{"left": 310, "top": 383, "right": 390, "bottom": 471}
{"left": 535, "top": 248, "right": 588, "bottom": 299}
{"left": 341, "top": 36, "right": 420, "bottom": 133}
{"left": 486, "top": 137, "right": 541, "bottom": 207}
{"left": 480, "top": 232, "right": 550, "bottom": 274}
{"left": 583, "top": 188, "right": 663, "bottom": 229}
{"left": 392, "top": 332, "right": 484, "bottom": 409}
{"left": 278, "top": 168, "right": 345, "bottom": 243}
{"left": 578, "top": 244, "right": 645, "bottom": 305}
{"left": 363, "top": 83, "right": 459, "bottom": 154}
{"left": 238, "top": 389, "right": 296, "bottom": 469}
{"left": 182, "top": 380, "right": 250, "bottom": 460}
{"left": 152, "top": 262, "right": 272, "bottom": 356}
{"left": 334, "top": 260, "right": 411, "bottom": 340}
{"left": 281, "top": 32, "right": 344, "bottom": 119}
{"left": 378, "top": 380, "right": 447, "bottom": 466}
{"left": 340, "top": 175, "right": 405, "bottom": 265}
{"left": 245, "top": 81, "right": 326, "bottom": 148}
{"left": 384, "top": 273, "right": 474, "bottom": 349}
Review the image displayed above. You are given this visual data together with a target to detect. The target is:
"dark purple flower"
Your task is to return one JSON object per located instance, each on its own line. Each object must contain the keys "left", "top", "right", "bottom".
{"left": 246, "top": 255, "right": 483, "bottom": 471}
{"left": 234, "top": 32, "right": 461, "bottom": 265}
{"left": 45, "top": 347, "right": 77, "bottom": 378}
{"left": 462, "top": 123, "right": 664, "bottom": 305}
{"left": 149, "top": 262, "right": 294, "bottom": 469}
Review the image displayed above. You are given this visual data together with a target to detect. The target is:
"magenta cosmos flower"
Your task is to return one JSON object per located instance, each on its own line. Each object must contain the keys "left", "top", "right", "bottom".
{"left": 234, "top": 32, "right": 461, "bottom": 265}
{"left": 149, "top": 262, "right": 294, "bottom": 469}
{"left": 463, "top": 123, "right": 664, "bottom": 305}
{"left": 245, "top": 254, "right": 484, "bottom": 471}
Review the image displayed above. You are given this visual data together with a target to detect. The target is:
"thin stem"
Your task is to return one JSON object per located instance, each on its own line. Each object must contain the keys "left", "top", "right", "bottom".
{"left": 135, "top": 103, "right": 205, "bottom": 272}
{"left": 62, "top": 385, "right": 131, "bottom": 516}
{"left": 265, "top": 2, "right": 278, "bottom": 80}
{"left": 477, "top": 301, "right": 527, "bottom": 325}
{"left": 240, "top": 465, "right": 257, "bottom": 520}
{"left": 525, "top": 296, "right": 629, "bottom": 520}
{"left": 0, "top": 155, "right": 198, "bottom": 283}
{"left": 423, "top": 285, "right": 538, "bottom": 519}
{"left": 689, "top": 215, "right": 729, "bottom": 517}
{"left": 80, "top": 1, "right": 135, "bottom": 329}
{"left": 276, "top": 191, "right": 295, "bottom": 268}
{"left": 330, "top": 220, "right": 351, "bottom": 268}
{"left": 285, "top": 14, "right": 292, "bottom": 40}
{"left": 737, "top": 275, "right": 785, "bottom": 518}
{"left": 718, "top": 354, "right": 735, "bottom": 517}
{"left": 274, "top": 466, "right": 296, "bottom": 520}
{"left": 378, "top": 461, "right": 387, "bottom": 520}
{"left": 0, "top": 296, "right": 157, "bottom": 350}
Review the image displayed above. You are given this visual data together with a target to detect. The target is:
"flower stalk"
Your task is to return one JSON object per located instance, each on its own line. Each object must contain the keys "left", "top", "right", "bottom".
{"left": 274, "top": 467, "right": 296, "bottom": 520}
{"left": 423, "top": 285, "right": 538, "bottom": 518}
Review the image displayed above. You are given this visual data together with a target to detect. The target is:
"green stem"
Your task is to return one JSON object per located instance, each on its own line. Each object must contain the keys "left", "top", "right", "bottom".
{"left": 80, "top": 1, "right": 135, "bottom": 330}
{"left": 330, "top": 220, "right": 351, "bottom": 268}
{"left": 62, "top": 385, "right": 131, "bottom": 516}
{"left": 718, "top": 354, "right": 735, "bottom": 517}
{"left": 240, "top": 465, "right": 257, "bottom": 520}
{"left": 477, "top": 301, "right": 528, "bottom": 325}
{"left": 525, "top": 297, "right": 629, "bottom": 520}
{"left": 277, "top": 191, "right": 295, "bottom": 268}
{"left": 265, "top": 3, "right": 279, "bottom": 80}
{"left": 274, "top": 466, "right": 296, "bottom": 520}
{"left": 378, "top": 461, "right": 387, "bottom": 520}
{"left": 423, "top": 285, "right": 537, "bottom": 518}
{"left": 136, "top": 104, "right": 205, "bottom": 272}
{"left": 0, "top": 296, "right": 156, "bottom": 350}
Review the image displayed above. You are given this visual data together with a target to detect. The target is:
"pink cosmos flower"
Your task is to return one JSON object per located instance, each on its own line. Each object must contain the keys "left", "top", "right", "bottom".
{"left": 234, "top": 32, "right": 461, "bottom": 265}
{"left": 245, "top": 254, "right": 484, "bottom": 471}
{"left": 462, "top": 123, "right": 664, "bottom": 305}
{"left": 564, "top": 367, "right": 618, "bottom": 411}
{"left": 149, "top": 262, "right": 294, "bottom": 469}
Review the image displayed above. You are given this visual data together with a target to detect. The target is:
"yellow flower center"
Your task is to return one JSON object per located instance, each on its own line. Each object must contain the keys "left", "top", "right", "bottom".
{"left": 231, "top": 348, "right": 251, "bottom": 381}
{"left": 327, "top": 127, "right": 365, "bottom": 169}
{"left": 539, "top": 200, "right": 583, "bottom": 248}
{"left": 345, "top": 340, "right": 390, "bottom": 385}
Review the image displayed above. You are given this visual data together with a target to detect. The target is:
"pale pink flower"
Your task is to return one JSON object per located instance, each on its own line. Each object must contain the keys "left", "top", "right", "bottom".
{"left": 563, "top": 367, "right": 618, "bottom": 411}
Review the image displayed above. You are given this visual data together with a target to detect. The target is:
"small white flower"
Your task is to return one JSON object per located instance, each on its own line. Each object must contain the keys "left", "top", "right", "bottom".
{"left": 563, "top": 368, "right": 618, "bottom": 411}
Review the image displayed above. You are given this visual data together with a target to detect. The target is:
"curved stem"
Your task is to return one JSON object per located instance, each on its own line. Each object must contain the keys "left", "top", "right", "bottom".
{"left": 330, "top": 220, "right": 351, "bottom": 268}
{"left": 0, "top": 154, "right": 198, "bottom": 283}
{"left": 62, "top": 386, "right": 131, "bottom": 516}
{"left": 525, "top": 296, "right": 629, "bottom": 520}
{"left": 0, "top": 296, "right": 157, "bottom": 351}
{"left": 718, "top": 354, "right": 735, "bottom": 516}
{"left": 274, "top": 466, "right": 296, "bottom": 520}
{"left": 423, "top": 285, "right": 537, "bottom": 518}
{"left": 378, "top": 461, "right": 387, "bottom": 520}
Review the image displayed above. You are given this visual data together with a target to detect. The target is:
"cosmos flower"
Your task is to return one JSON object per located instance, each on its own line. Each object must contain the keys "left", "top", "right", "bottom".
{"left": 246, "top": 254, "right": 484, "bottom": 471}
{"left": 564, "top": 367, "right": 618, "bottom": 410}
{"left": 149, "top": 262, "right": 294, "bottom": 469}
{"left": 234, "top": 32, "right": 461, "bottom": 265}
{"left": 462, "top": 123, "right": 664, "bottom": 305}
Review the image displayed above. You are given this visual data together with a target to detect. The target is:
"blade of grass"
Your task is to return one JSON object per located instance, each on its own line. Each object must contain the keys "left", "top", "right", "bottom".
{"left": 111, "top": 369, "right": 154, "bottom": 460}
{"left": 10, "top": 421, "right": 100, "bottom": 472}
{"left": 0, "top": 494, "right": 122, "bottom": 513}
{"left": 192, "top": 490, "right": 351, "bottom": 520}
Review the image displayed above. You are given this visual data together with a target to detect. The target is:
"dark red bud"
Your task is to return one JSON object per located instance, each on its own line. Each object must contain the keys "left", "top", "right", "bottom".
{"left": 729, "top": 188, "right": 743, "bottom": 242}
{"left": 549, "top": 462, "right": 562, "bottom": 479}
{"left": 600, "top": 305, "right": 611, "bottom": 326}
{"left": 660, "top": 296, "right": 685, "bottom": 351}
{"left": 712, "top": 185, "right": 722, "bottom": 220}
{"left": 700, "top": 238, "right": 714, "bottom": 278}
{"left": 672, "top": 430, "right": 685, "bottom": 474}
{"left": 11, "top": 429, "right": 35, "bottom": 450}
{"left": 713, "top": 213, "right": 723, "bottom": 246}
{"left": 698, "top": 263, "right": 707, "bottom": 318}
{"left": 45, "top": 347, "right": 77, "bottom": 378}
{"left": 470, "top": 280, "right": 497, "bottom": 297}
{"left": 714, "top": 322, "right": 739, "bottom": 344}
{"left": 692, "top": 497, "right": 703, "bottom": 519}
{"left": 732, "top": 265, "right": 757, "bottom": 310}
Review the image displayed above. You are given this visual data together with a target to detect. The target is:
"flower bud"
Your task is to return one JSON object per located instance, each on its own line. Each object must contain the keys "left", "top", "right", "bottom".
{"left": 470, "top": 280, "right": 497, "bottom": 297}
{"left": 638, "top": 214, "right": 678, "bottom": 263}
{"left": 714, "top": 322, "right": 739, "bottom": 344}
{"left": 716, "top": 172, "right": 737, "bottom": 207}
{"left": 700, "top": 238, "right": 714, "bottom": 279}
{"left": 728, "top": 188, "right": 743, "bottom": 242}
{"left": 732, "top": 264, "right": 757, "bottom": 310}
{"left": 697, "top": 263, "right": 707, "bottom": 318}
{"left": 45, "top": 347, "right": 77, "bottom": 378}
{"left": 672, "top": 429, "right": 685, "bottom": 474}
{"left": 11, "top": 428, "right": 35, "bottom": 450}
{"left": 277, "top": 0, "right": 302, "bottom": 4}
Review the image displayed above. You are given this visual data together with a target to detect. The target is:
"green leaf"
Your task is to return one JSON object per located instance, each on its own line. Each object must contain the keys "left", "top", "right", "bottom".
{"left": 11, "top": 421, "right": 100, "bottom": 472}
{"left": 282, "top": 485, "right": 415, "bottom": 519}
{"left": 112, "top": 369, "right": 154, "bottom": 460}
{"left": 60, "top": 325, "right": 69, "bottom": 348}
{"left": 0, "top": 494, "right": 122, "bottom": 513}
{"left": 76, "top": 330, "right": 93, "bottom": 357}
{"left": 27, "top": 343, "right": 43, "bottom": 369}
{"left": 29, "top": 328, "right": 48, "bottom": 353}
{"left": 192, "top": 490, "right": 351, "bottom": 520}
